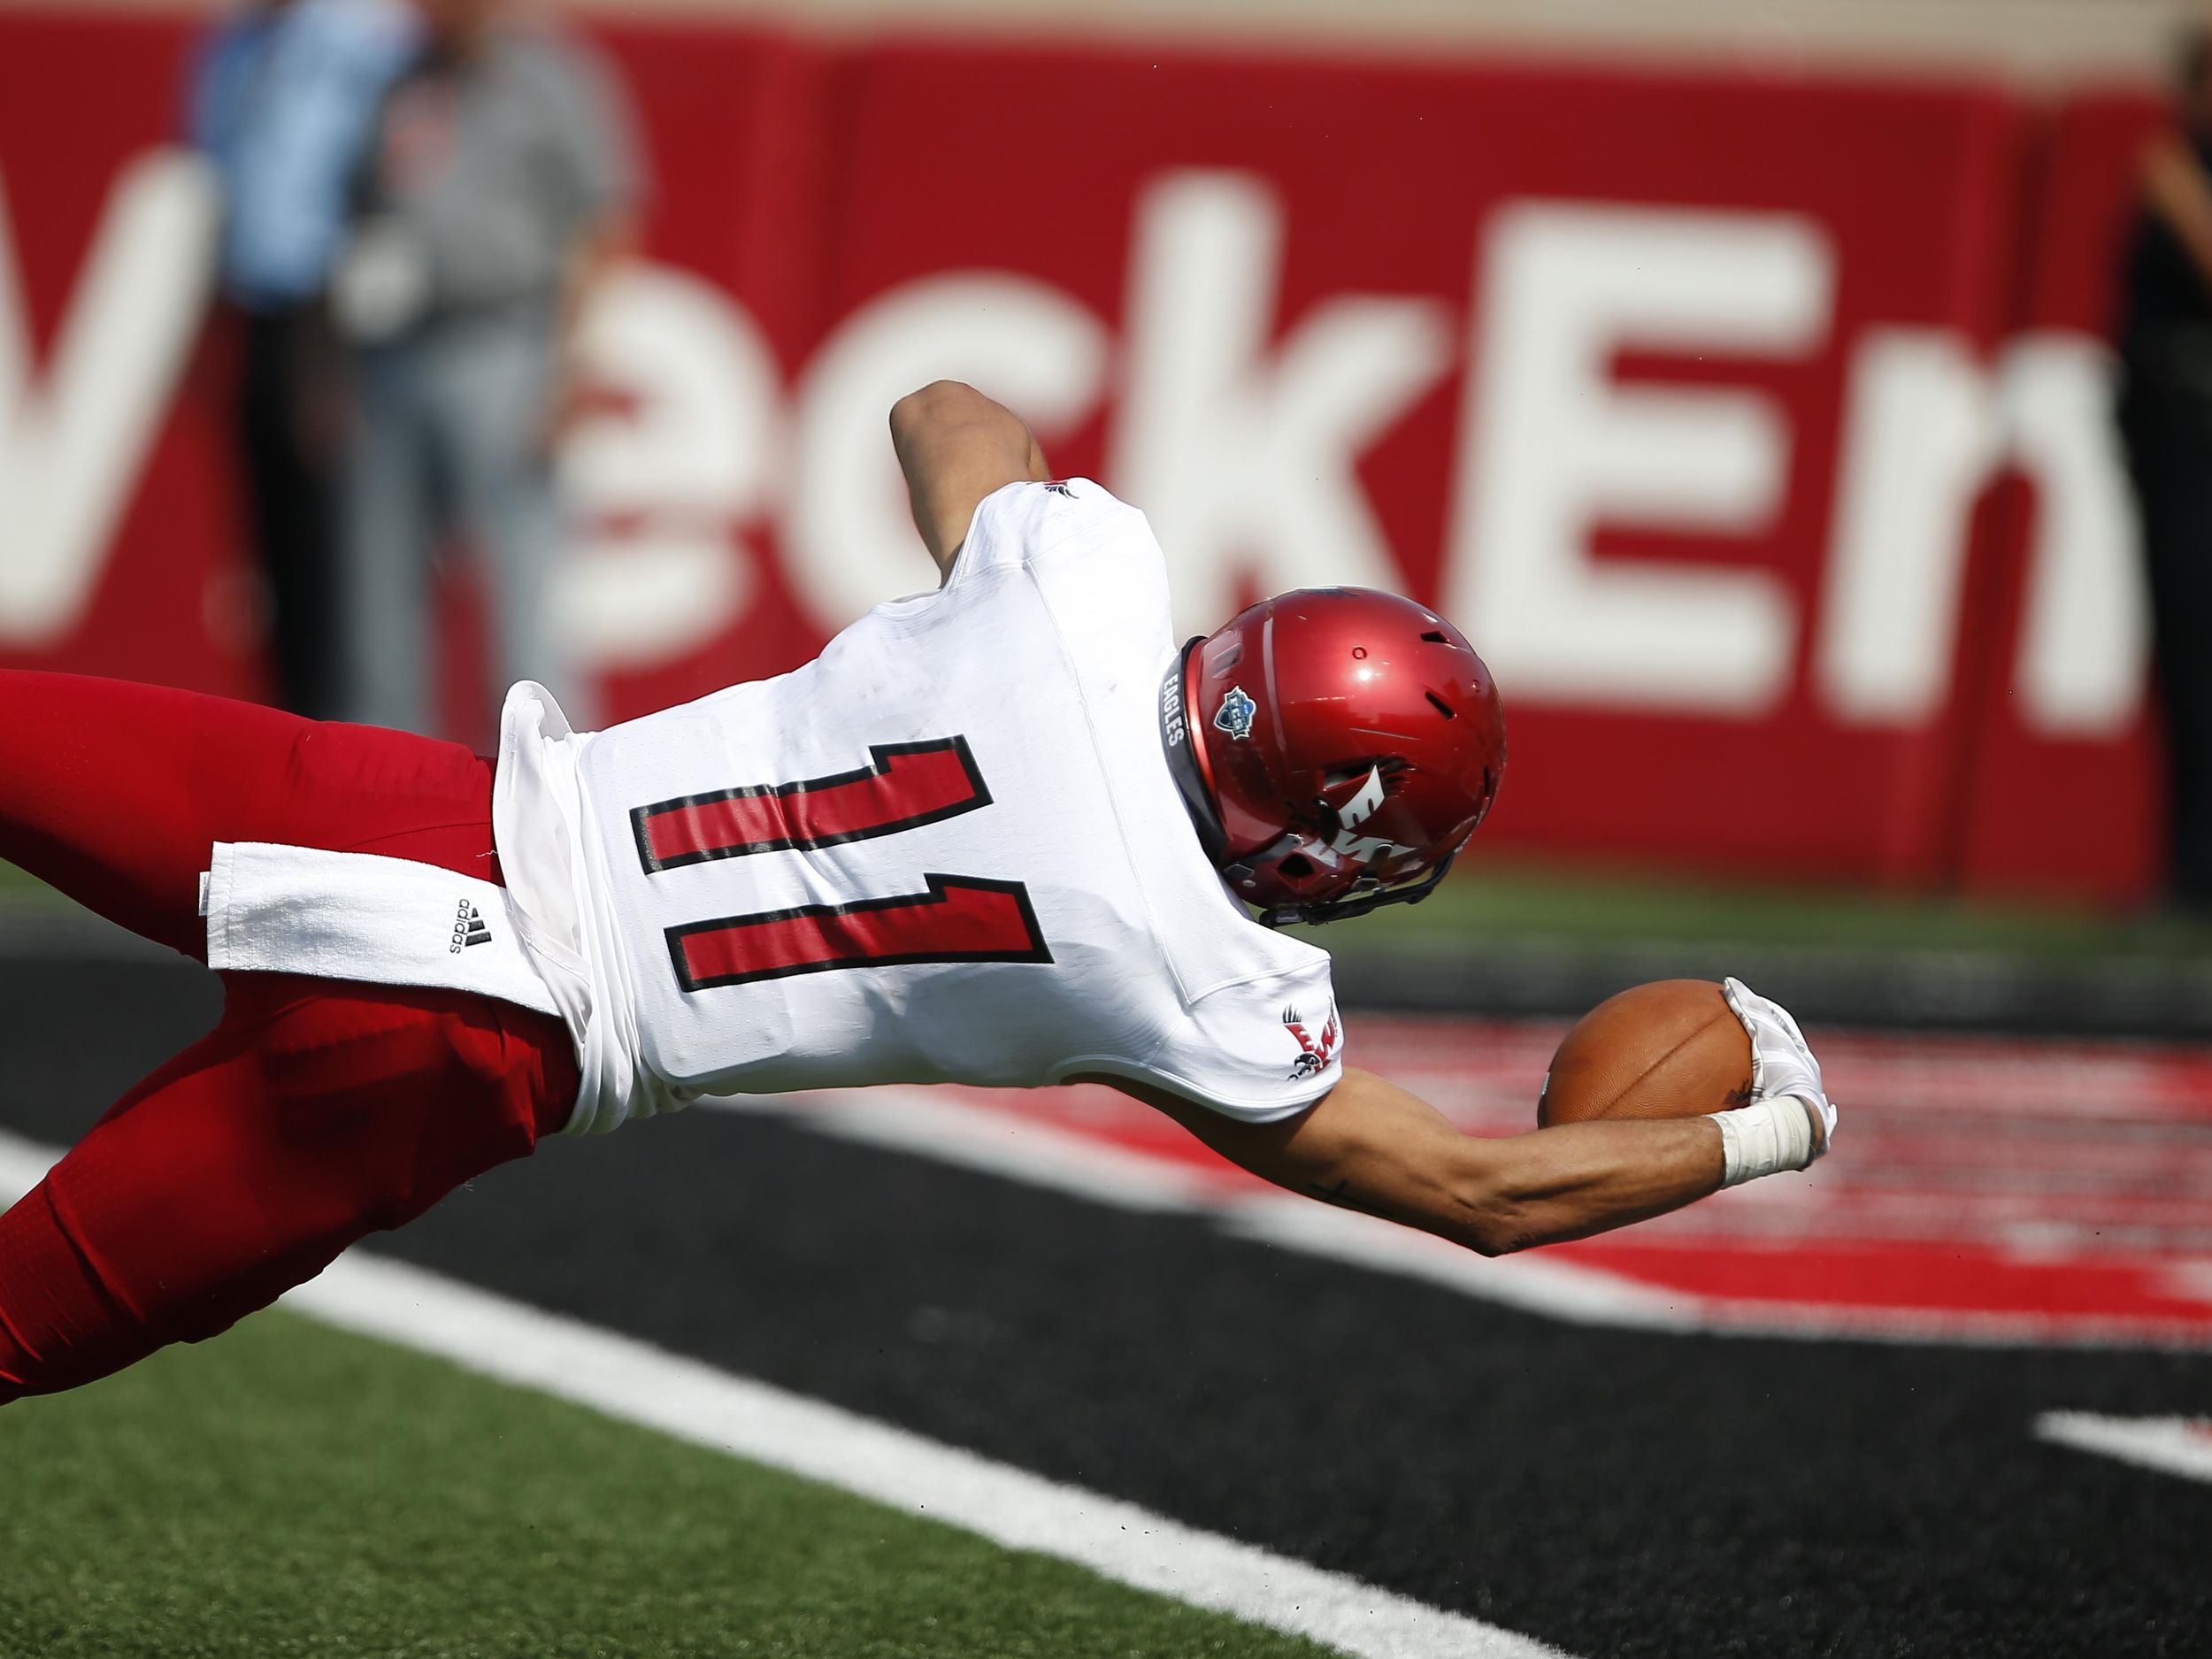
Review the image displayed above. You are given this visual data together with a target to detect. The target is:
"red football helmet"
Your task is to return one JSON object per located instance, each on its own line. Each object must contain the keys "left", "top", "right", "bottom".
{"left": 1160, "top": 588, "right": 1506, "bottom": 926}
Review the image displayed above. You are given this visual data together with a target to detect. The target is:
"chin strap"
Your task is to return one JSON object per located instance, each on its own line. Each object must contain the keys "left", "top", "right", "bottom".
{"left": 1254, "top": 852, "right": 1456, "bottom": 929}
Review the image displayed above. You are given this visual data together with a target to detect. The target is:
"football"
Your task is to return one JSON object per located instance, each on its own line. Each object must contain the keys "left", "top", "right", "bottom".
{"left": 1537, "top": 979, "right": 1755, "bottom": 1127}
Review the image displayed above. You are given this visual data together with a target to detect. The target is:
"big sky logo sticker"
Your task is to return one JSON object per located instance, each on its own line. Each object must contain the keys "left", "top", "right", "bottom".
{"left": 1214, "top": 686, "right": 1256, "bottom": 741}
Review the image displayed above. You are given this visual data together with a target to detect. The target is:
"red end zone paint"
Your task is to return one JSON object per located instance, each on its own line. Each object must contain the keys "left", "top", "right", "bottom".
{"left": 922, "top": 1015, "right": 2212, "bottom": 1348}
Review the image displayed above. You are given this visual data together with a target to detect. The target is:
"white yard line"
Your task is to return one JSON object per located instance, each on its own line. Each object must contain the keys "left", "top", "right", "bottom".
{"left": 0, "top": 1128, "right": 1567, "bottom": 1659}
{"left": 2035, "top": 1412, "right": 2212, "bottom": 1486}
{"left": 737, "top": 1084, "right": 1227, "bottom": 1214}
{"left": 716, "top": 1088, "right": 2212, "bottom": 1350}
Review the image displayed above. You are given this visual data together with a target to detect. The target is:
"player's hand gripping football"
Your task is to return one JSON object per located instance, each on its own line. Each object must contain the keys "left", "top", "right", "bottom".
{"left": 1722, "top": 976, "right": 1837, "bottom": 1158}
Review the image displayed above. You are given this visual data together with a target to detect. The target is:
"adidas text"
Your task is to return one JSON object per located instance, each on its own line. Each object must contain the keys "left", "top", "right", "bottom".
{"left": 450, "top": 899, "right": 492, "bottom": 953}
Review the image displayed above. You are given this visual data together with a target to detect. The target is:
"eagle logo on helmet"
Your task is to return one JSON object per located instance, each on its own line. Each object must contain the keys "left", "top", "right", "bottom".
{"left": 1329, "top": 765, "right": 1417, "bottom": 864}
{"left": 1214, "top": 685, "right": 1257, "bottom": 741}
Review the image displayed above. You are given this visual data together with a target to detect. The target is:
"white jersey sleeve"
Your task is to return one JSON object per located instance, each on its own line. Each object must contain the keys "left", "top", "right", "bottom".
{"left": 981, "top": 480, "right": 1351, "bottom": 1122}
{"left": 1065, "top": 967, "right": 1347, "bottom": 1121}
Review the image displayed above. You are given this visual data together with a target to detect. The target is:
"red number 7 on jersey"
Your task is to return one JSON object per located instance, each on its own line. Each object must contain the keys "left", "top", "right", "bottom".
{"left": 630, "top": 736, "right": 1053, "bottom": 991}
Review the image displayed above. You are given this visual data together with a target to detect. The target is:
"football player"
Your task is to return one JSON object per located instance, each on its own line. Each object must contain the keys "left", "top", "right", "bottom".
{"left": 0, "top": 381, "right": 1833, "bottom": 1401}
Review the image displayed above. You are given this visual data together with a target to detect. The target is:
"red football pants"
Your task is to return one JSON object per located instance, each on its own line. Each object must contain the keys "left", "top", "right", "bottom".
{"left": 0, "top": 671, "right": 578, "bottom": 1401}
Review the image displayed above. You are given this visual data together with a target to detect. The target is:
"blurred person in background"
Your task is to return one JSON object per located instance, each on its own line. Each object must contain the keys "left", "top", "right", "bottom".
{"left": 332, "top": 0, "right": 640, "bottom": 739}
{"left": 2120, "top": 23, "right": 2212, "bottom": 911}
{"left": 188, "top": 0, "right": 417, "bottom": 718}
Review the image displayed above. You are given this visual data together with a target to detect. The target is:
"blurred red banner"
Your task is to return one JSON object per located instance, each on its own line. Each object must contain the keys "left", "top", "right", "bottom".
{"left": 0, "top": 14, "right": 2167, "bottom": 902}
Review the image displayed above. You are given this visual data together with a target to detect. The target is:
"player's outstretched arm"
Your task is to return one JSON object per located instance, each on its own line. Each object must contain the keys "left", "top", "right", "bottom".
{"left": 1111, "top": 1065, "right": 1826, "bottom": 1257}
{"left": 888, "top": 380, "right": 1051, "bottom": 580}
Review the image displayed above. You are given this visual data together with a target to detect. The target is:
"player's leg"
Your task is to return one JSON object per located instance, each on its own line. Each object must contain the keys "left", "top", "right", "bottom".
{"left": 0, "top": 669, "right": 497, "bottom": 959}
{"left": 0, "top": 974, "right": 575, "bottom": 1402}
{"left": 0, "top": 668, "right": 570, "bottom": 1402}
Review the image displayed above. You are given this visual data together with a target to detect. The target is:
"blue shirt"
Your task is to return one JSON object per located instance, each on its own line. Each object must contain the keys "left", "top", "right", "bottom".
{"left": 189, "top": 0, "right": 418, "bottom": 311}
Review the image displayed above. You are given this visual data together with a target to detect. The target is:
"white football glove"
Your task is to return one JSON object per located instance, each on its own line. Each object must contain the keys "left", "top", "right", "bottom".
{"left": 1722, "top": 976, "right": 1837, "bottom": 1159}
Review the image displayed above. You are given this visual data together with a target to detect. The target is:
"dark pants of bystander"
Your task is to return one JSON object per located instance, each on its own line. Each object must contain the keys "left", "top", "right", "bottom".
{"left": 2120, "top": 356, "right": 2212, "bottom": 907}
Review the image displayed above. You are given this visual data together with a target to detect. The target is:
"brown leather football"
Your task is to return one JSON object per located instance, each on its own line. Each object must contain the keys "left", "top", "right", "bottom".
{"left": 1537, "top": 979, "right": 1755, "bottom": 1127}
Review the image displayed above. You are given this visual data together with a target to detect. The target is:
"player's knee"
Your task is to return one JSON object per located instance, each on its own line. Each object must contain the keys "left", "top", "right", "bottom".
{"left": 0, "top": 1261, "right": 165, "bottom": 1401}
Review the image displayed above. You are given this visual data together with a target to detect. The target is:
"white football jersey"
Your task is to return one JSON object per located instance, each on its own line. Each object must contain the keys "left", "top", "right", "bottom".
{"left": 495, "top": 479, "right": 1343, "bottom": 1134}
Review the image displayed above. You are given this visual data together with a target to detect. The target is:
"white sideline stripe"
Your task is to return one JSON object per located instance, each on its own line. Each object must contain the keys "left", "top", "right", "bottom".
{"left": 720, "top": 1093, "right": 1733, "bottom": 1333}
{"left": 0, "top": 1133, "right": 63, "bottom": 1201}
{"left": 0, "top": 1130, "right": 1566, "bottom": 1659}
{"left": 718, "top": 1087, "right": 1224, "bottom": 1214}
{"left": 1217, "top": 1195, "right": 1707, "bottom": 1332}
{"left": 290, "top": 1257, "right": 1568, "bottom": 1659}
{"left": 719, "top": 1091, "right": 1720, "bottom": 1333}
{"left": 2036, "top": 1412, "right": 2212, "bottom": 1486}
{"left": 720, "top": 1088, "right": 2212, "bottom": 1350}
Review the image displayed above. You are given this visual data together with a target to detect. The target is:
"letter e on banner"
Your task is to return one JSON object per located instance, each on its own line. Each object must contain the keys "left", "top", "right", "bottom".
{"left": 1445, "top": 203, "right": 1832, "bottom": 716}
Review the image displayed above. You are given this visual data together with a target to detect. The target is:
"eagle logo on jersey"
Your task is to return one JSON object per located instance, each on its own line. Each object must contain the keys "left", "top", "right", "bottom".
{"left": 1283, "top": 1005, "right": 1340, "bottom": 1080}
{"left": 1215, "top": 685, "right": 1257, "bottom": 741}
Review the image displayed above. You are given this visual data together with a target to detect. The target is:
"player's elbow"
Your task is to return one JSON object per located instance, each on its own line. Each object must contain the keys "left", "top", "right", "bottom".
{"left": 890, "top": 380, "right": 987, "bottom": 445}
{"left": 1451, "top": 1155, "right": 1540, "bottom": 1257}
{"left": 1460, "top": 1203, "right": 1538, "bottom": 1258}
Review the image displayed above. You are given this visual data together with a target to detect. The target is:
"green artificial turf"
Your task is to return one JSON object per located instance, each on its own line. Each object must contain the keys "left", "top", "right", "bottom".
{"left": 1290, "top": 855, "right": 2212, "bottom": 963}
{"left": 0, "top": 1310, "right": 1331, "bottom": 1659}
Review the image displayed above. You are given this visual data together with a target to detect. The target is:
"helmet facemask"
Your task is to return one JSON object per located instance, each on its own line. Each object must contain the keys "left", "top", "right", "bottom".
{"left": 1225, "top": 760, "right": 1467, "bottom": 926}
